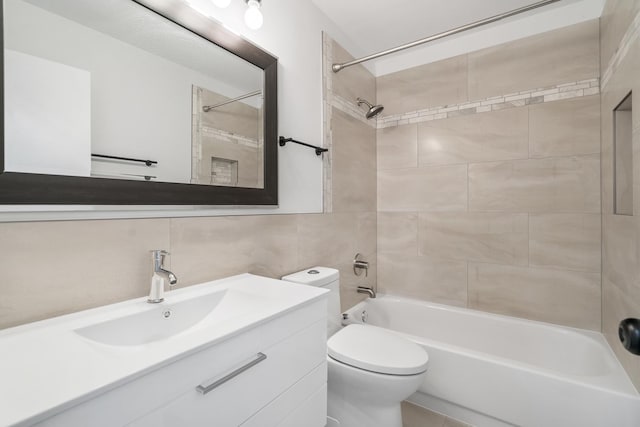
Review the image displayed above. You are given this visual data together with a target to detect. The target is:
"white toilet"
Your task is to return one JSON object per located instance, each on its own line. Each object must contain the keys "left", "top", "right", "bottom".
{"left": 282, "top": 267, "right": 428, "bottom": 427}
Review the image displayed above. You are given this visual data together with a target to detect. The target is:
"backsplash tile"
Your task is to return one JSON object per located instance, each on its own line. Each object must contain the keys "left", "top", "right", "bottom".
{"left": 378, "top": 253, "right": 467, "bottom": 307}
{"left": 529, "top": 213, "right": 601, "bottom": 273}
{"left": 529, "top": 95, "right": 601, "bottom": 158}
{"left": 468, "top": 155, "right": 601, "bottom": 213}
{"left": 468, "top": 263, "right": 601, "bottom": 330}
{"left": 377, "top": 55, "right": 468, "bottom": 116}
{"left": 170, "top": 215, "right": 299, "bottom": 286}
{"left": 377, "top": 124, "right": 418, "bottom": 170}
{"left": 296, "top": 213, "right": 358, "bottom": 270}
{"left": 0, "top": 219, "right": 170, "bottom": 329}
{"left": 331, "top": 108, "right": 377, "bottom": 213}
{"left": 418, "top": 212, "right": 529, "bottom": 266}
{"left": 378, "top": 164, "right": 468, "bottom": 212}
{"left": 417, "top": 107, "right": 528, "bottom": 166}
{"left": 377, "top": 212, "right": 418, "bottom": 255}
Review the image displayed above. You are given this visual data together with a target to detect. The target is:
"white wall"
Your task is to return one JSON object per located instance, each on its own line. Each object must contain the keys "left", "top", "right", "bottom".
{"left": 0, "top": 0, "right": 361, "bottom": 221}
{"left": 4, "top": 50, "right": 91, "bottom": 177}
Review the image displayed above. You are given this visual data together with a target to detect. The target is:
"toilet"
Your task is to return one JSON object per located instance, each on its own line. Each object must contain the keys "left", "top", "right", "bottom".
{"left": 282, "top": 267, "right": 428, "bottom": 427}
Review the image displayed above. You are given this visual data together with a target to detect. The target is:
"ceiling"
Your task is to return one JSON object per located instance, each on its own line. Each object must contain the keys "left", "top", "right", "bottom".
{"left": 312, "top": 0, "right": 593, "bottom": 65}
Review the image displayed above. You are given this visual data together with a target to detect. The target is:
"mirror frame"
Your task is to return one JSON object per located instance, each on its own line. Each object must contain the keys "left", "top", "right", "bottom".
{"left": 0, "top": 0, "right": 278, "bottom": 205}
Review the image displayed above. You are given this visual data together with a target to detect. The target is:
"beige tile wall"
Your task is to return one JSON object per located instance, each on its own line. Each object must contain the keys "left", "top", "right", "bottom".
{"left": 378, "top": 55, "right": 468, "bottom": 116}
{"left": 324, "top": 36, "right": 378, "bottom": 309}
{"left": 467, "top": 20, "right": 599, "bottom": 100}
{"left": 331, "top": 108, "right": 377, "bottom": 213}
{"left": 0, "top": 212, "right": 377, "bottom": 329}
{"left": 417, "top": 108, "right": 529, "bottom": 166}
{"left": 600, "top": 0, "right": 640, "bottom": 390}
{"left": 600, "top": 0, "right": 640, "bottom": 76}
{"left": 376, "top": 21, "right": 602, "bottom": 330}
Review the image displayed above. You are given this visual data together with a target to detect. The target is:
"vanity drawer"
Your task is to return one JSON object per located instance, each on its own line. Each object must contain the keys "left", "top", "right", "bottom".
{"left": 34, "top": 300, "right": 326, "bottom": 427}
{"left": 128, "top": 319, "right": 326, "bottom": 427}
{"left": 240, "top": 362, "right": 327, "bottom": 427}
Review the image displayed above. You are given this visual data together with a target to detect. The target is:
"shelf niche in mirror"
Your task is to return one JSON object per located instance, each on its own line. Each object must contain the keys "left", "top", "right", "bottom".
{"left": 0, "top": 0, "right": 278, "bottom": 205}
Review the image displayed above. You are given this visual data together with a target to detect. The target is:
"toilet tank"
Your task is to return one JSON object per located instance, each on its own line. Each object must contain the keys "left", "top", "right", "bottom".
{"left": 282, "top": 267, "right": 341, "bottom": 337}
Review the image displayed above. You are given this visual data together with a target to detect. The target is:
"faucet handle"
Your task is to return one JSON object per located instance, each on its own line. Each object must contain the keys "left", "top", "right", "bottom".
{"left": 353, "top": 253, "right": 369, "bottom": 277}
{"left": 151, "top": 250, "right": 171, "bottom": 267}
{"left": 151, "top": 249, "right": 170, "bottom": 260}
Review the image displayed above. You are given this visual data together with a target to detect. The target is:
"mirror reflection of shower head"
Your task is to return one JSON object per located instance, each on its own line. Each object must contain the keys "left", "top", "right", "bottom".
{"left": 356, "top": 97, "right": 384, "bottom": 119}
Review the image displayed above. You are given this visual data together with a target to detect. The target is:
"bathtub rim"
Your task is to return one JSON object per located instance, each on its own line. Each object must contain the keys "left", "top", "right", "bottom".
{"left": 343, "top": 293, "right": 640, "bottom": 397}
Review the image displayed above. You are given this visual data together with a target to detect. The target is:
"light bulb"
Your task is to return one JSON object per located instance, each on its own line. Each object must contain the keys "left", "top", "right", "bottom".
{"left": 212, "top": 0, "right": 231, "bottom": 7}
{"left": 244, "top": 0, "right": 263, "bottom": 30}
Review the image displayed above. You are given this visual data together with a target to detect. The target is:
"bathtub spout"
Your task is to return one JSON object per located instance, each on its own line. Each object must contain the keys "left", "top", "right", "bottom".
{"left": 357, "top": 286, "right": 376, "bottom": 298}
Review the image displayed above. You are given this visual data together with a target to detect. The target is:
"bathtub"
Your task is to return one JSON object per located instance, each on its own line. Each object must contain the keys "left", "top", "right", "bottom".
{"left": 343, "top": 295, "right": 640, "bottom": 427}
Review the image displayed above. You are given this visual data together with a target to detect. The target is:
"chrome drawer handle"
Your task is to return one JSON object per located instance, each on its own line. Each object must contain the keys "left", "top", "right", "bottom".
{"left": 196, "top": 352, "right": 267, "bottom": 395}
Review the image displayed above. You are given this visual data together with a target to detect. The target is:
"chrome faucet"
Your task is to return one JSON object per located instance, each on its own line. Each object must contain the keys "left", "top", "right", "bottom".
{"left": 357, "top": 286, "right": 376, "bottom": 299}
{"left": 148, "top": 250, "right": 178, "bottom": 303}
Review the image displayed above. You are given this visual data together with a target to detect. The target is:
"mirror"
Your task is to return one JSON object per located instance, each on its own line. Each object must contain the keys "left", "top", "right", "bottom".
{"left": 0, "top": 0, "right": 278, "bottom": 205}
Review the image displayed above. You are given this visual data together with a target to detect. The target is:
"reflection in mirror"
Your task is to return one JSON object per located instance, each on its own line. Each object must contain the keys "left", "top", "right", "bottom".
{"left": 192, "top": 86, "right": 264, "bottom": 188}
{"left": 4, "top": 0, "right": 265, "bottom": 189}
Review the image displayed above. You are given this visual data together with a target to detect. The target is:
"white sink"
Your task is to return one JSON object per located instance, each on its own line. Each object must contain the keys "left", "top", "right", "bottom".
{"left": 75, "top": 289, "right": 230, "bottom": 346}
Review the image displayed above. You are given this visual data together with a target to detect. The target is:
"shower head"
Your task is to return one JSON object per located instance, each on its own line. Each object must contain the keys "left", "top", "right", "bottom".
{"left": 356, "top": 97, "right": 384, "bottom": 120}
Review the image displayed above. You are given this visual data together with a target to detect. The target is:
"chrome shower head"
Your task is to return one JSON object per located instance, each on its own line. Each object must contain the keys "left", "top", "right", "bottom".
{"left": 356, "top": 97, "right": 384, "bottom": 120}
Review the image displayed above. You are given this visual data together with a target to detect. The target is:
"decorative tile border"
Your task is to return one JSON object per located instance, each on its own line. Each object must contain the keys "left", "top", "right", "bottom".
{"left": 601, "top": 10, "right": 640, "bottom": 89}
{"left": 322, "top": 32, "right": 333, "bottom": 213}
{"left": 201, "top": 127, "right": 261, "bottom": 148}
{"left": 376, "top": 78, "right": 600, "bottom": 129}
{"left": 322, "top": 33, "right": 380, "bottom": 212}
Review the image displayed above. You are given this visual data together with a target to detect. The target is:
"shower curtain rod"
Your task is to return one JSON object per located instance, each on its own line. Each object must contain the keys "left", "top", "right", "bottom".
{"left": 332, "top": 0, "right": 561, "bottom": 73}
{"left": 202, "top": 90, "right": 262, "bottom": 112}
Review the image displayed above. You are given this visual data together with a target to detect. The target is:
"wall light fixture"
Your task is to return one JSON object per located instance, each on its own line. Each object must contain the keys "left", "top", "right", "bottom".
{"left": 211, "top": 0, "right": 263, "bottom": 30}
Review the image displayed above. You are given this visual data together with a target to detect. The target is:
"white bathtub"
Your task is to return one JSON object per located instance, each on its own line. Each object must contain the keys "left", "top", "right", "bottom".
{"left": 343, "top": 295, "right": 640, "bottom": 427}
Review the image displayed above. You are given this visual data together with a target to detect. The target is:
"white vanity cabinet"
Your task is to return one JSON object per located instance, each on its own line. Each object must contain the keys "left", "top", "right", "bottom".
{"left": 24, "top": 292, "right": 327, "bottom": 427}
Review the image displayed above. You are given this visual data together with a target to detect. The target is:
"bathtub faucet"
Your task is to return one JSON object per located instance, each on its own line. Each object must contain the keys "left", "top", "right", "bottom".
{"left": 357, "top": 286, "right": 376, "bottom": 299}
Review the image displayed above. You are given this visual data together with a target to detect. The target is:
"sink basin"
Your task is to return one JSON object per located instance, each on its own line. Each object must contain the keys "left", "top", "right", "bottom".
{"left": 75, "top": 289, "right": 230, "bottom": 346}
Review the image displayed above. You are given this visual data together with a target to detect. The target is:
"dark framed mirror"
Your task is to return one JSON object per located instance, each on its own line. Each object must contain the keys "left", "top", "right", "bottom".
{"left": 0, "top": 0, "right": 278, "bottom": 205}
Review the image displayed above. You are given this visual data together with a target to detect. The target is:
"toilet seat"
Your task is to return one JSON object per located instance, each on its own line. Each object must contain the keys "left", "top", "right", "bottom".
{"left": 327, "top": 324, "right": 429, "bottom": 375}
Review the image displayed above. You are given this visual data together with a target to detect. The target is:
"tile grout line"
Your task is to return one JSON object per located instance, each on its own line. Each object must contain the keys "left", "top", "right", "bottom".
{"left": 527, "top": 213, "right": 531, "bottom": 268}
{"left": 464, "top": 257, "right": 469, "bottom": 309}
{"left": 377, "top": 152, "right": 601, "bottom": 175}
{"left": 466, "top": 163, "right": 470, "bottom": 214}
{"left": 414, "top": 210, "right": 419, "bottom": 257}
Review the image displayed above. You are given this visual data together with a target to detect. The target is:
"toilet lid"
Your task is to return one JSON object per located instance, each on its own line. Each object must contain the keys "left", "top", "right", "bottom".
{"left": 327, "top": 324, "right": 429, "bottom": 375}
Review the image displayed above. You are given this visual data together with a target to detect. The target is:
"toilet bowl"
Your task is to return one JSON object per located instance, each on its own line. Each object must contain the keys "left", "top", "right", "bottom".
{"left": 282, "top": 267, "right": 429, "bottom": 427}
